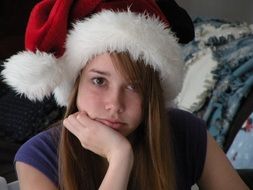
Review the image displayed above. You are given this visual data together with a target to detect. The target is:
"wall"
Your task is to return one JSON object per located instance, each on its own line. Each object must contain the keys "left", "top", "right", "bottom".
{"left": 176, "top": 0, "right": 253, "bottom": 23}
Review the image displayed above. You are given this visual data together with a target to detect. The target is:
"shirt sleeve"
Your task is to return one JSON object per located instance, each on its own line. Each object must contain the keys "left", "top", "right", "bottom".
{"left": 14, "top": 127, "right": 60, "bottom": 187}
{"left": 169, "top": 108, "right": 207, "bottom": 187}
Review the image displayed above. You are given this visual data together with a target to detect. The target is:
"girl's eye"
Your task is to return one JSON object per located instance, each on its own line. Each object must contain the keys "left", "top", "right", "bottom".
{"left": 92, "top": 77, "right": 106, "bottom": 86}
{"left": 126, "top": 84, "right": 136, "bottom": 91}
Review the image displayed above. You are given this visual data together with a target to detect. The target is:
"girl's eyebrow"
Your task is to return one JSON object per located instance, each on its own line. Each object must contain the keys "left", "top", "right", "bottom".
{"left": 89, "top": 69, "right": 111, "bottom": 76}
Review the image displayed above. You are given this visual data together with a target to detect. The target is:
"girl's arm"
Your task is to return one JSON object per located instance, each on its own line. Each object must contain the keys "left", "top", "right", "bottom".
{"left": 99, "top": 142, "right": 134, "bottom": 190}
{"left": 16, "top": 162, "right": 57, "bottom": 190}
{"left": 198, "top": 132, "right": 249, "bottom": 190}
{"left": 64, "top": 112, "right": 134, "bottom": 190}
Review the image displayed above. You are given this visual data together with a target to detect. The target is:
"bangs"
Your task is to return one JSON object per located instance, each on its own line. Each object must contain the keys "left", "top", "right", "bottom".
{"left": 110, "top": 51, "right": 155, "bottom": 98}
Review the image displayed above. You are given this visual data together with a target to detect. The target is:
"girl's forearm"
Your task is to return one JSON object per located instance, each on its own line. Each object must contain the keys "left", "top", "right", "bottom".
{"left": 99, "top": 145, "right": 134, "bottom": 190}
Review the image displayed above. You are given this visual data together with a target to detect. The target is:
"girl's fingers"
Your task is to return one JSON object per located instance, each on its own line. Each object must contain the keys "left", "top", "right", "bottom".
{"left": 63, "top": 112, "right": 99, "bottom": 150}
{"left": 63, "top": 112, "right": 131, "bottom": 160}
{"left": 63, "top": 113, "right": 86, "bottom": 138}
{"left": 76, "top": 112, "right": 94, "bottom": 127}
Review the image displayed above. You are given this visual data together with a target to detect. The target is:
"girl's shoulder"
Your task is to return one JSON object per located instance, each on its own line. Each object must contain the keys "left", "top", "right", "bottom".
{"left": 168, "top": 108, "right": 207, "bottom": 188}
{"left": 168, "top": 108, "right": 206, "bottom": 131}
{"left": 14, "top": 121, "right": 62, "bottom": 187}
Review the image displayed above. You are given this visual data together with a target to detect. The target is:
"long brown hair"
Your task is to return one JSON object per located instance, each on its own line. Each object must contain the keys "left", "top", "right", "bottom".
{"left": 59, "top": 52, "right": 176, "bottom": 189}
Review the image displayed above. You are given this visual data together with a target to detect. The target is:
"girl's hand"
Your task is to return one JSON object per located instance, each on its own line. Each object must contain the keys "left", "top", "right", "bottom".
{"left": 64, "top": 112, "right": 134, "bottom": 189}
{"left": 63, "top": 112, "right": 133, "bottom": 162}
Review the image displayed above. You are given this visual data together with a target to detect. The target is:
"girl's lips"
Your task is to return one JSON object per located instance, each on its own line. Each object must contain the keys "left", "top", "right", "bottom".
{"left": 97, "top": 119, "right": 125, "bottom": 130}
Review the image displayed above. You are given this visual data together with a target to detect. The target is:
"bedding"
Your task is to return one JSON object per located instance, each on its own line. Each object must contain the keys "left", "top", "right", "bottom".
{"left": 176, "top": 18, "right": 253, "bottom": 147}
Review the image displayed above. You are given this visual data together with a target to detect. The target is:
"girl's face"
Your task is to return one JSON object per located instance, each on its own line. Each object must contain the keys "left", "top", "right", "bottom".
{"left": 77, "top": 53, "right": 143, "bottom": 137}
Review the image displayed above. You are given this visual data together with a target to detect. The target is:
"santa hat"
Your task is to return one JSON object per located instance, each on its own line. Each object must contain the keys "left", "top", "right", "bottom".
{"left": 1, "top": 0, "right": 183, "bottom": 107}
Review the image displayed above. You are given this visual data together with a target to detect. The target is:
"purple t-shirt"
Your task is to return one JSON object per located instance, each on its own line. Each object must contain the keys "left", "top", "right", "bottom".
{"left": 15, "top": 109, "right": 207, "bottom": 189}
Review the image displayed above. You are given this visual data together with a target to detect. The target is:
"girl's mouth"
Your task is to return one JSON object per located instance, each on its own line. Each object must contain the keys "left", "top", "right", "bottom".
{"left": 96, "top": 118, "right": 125, "bottom": 130}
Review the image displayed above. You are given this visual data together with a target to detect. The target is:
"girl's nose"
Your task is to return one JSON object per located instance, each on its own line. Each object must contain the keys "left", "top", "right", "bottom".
{"left": 104, "top": 89, "right": 124, "bottom": 114}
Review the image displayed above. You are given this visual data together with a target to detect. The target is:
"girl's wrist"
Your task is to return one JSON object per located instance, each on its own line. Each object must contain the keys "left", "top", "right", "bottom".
{"left": 108, "top": 142, "right": 134, "bottom": 168}
{"left": 99, "top": 144, "right": 134, "bottom": 190}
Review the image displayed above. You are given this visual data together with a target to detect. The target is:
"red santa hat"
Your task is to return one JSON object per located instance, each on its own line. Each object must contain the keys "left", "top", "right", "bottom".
{"left": 1, "top": 0, "right": 183, "bottom": 107}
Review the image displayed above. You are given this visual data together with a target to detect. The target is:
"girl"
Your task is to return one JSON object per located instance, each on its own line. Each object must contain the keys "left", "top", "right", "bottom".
{"left": 1, "top": 0, "right": 248, "bottom": 189}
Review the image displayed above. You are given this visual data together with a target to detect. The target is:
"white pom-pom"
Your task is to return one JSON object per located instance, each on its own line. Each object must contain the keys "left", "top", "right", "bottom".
{"left": 1, "top": 50, "right": 63, "bottom": 101}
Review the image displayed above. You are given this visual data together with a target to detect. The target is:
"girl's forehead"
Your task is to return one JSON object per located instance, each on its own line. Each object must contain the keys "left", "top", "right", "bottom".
{"left": 83, "top": 52, "right": 147, "bottom": 84}
{"left": 85, "top": 53, "right": 115, "bottom": 69}
{"left": 81, "top": 54, "right": 124, "bottom": 79}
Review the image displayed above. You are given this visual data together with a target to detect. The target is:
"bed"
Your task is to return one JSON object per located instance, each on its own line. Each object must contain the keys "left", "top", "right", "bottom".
{"left": 175, "top": 1, "right": 253, "bottom": 188}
